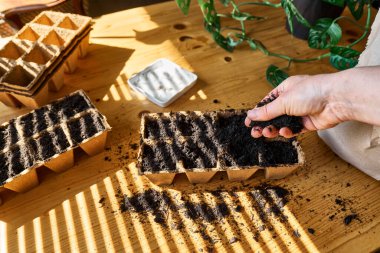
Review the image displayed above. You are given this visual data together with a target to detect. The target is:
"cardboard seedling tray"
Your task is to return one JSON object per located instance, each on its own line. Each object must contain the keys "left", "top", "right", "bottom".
{"left": 0, "top": 11, "right": 92, "bottom": 108}
{"left": 0, "top": 90, "right": 111, "bottom": 205}
{"left": 138, "top": 110, "right": 305, "bottom": 185}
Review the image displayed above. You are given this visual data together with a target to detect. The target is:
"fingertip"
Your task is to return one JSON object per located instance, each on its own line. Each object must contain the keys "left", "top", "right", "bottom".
{"left": 251, "top": 127, "right": 263, "bottom": 138}
{"left": 247, "top": 109, "right": 258, "bottom": 121}
{"left": 262, "top": 126, "right": 279, "bottom": 138}
{"left": 244, "top": 117, "right": 252, "bottom": 127}
{"left": 279, "top": 127, "right": 295, "bottom": 138}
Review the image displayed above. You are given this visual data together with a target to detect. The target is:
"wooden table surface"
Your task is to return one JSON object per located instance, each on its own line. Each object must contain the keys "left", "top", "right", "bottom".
{"left": 1, "top": 1, "right": 379, "bottom": 252}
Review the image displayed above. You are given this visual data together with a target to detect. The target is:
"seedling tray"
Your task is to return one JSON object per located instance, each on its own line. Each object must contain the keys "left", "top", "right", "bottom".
{"left": 138, "top": 110, "right": 305, "bottom": 185}
{"left": 128, "top": 58, "right": 197, "bottom": 107}
{"left": 0, "top": 90, "right": 110, "bottom": 202}
{"left": 0, "top": 11, "right": 92, "bottom": 108}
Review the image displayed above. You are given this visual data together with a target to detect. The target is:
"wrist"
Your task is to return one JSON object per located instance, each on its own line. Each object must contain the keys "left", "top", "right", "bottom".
{"left": 325, "top": 69, "right": 358, "bottom": 122}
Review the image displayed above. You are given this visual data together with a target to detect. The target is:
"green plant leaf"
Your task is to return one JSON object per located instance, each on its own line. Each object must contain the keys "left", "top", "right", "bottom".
{"left": 211, "top": 32, "right": 236, "bottom": 51}
{"left": 346, "top": 0, "right": 368, "bottom": 20}
{"left": 198, "top": 0, "right": 221, "bottom": 31}
{"left": 175, "top": 0, "right": 192, "bottom": 15}
{"left": 322, "top": 0, "right": 345, "bottom": 7}
{"left": 329, "top": 46, "right": 360, "bottom": 70}
{"left": 308, "top": 18, "right": 342, "bottom": 49}
{"left": 281, "top": 0, "right": 311, "bottom": 34}
{"left": 281, "top": 0, "right": 295, "bottom": 34}
{"left": 231, "top": 12, "right": 264, "bottom": 21}
{"left": 266, "top": 65, "right": 289, "bottom": 87}
{"left": 219, "top": 0, "right": 230, "bottom": 6}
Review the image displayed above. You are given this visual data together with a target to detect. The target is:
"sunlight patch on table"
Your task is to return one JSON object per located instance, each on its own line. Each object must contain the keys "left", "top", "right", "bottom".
{"left": 241, "top": 191, "right": 285, "bottom": 253}
{"left": 0, "top": 221, "right": 7, "bottom": 253}
{"left": 17, "top": 225, "right": 26, "bottom": 253}
{"left": 102, "top": 94, "right": 110, "bottom": 102}
{"left": 75, "top": 192, "right": 98, "bottom": 252}
{"left": 281, "top": 205, "right": 321, "bottom": 253}
{"left": 48, "top": 209, "right": 62, "bottom": 253}
{"left": 109, "top": 84, "right": 121, "bottom": 101}
{"left": 90, "top": 184, "right": 116, "bottom": 252}
{"left": 197, "top": 90, "right": 207, "bottom": 100}
{"left": 33, "top": 217, "right": 44, "bottom": 253}
{"left": 103, "top": 177, "right": 134, "bottom": 251}
{"left": 62, "top": 200, "right": 80, "bottom": 253}
{"left": 114, "top": 170, "right": 156, "bottom": 252}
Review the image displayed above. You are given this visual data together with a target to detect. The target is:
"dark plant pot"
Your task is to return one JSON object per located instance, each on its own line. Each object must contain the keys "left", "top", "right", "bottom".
{"left": 286, "top": 0, "right": 346, "bottom": 40}
{"left": 373, "top": 0, "right": 379, "bottom": 9}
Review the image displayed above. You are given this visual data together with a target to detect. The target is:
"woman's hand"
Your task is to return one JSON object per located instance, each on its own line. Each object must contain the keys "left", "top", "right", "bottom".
{"left": 245, "top": 66, "right": 380, "bottom": 138}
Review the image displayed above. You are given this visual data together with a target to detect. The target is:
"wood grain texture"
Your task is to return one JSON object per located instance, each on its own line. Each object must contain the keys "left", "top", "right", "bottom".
{"left": 0, "top": 1, "right": 379, "bottom": 252}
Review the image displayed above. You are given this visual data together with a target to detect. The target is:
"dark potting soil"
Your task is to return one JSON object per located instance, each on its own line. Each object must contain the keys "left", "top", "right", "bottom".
{"left": 144, "top": 116, "right": 174, "bottom": 139}
{"left": 260, "top": 140, "right": 299, "bottom": 166}
{"left": 57, "top": 93, "right": 93, "bottom": 118}
{"left": 141, "top": 142, "right": 177, "bottom": 172}
{"left": 140, "top": 111, "right": 299, "bottom": 172}
{"left": 216, "top": 114, "right": 261, "bottom": 167}
{"left": 38, "top": 132, "right": 57, "bottom": 160}
{"left": 307, "top": 228, "right": 315, "bottom": 235}
{"left": 8, "top": 120, "right": 19, "bottom": 147}
{"left": 250, "top": 96, "right": 303, "bottom": 134}
{"left": 344, "top": 214, "right": 358, "bottom": 225}
{"left": 67, "top": 112, "right": 105, "bottom": 145}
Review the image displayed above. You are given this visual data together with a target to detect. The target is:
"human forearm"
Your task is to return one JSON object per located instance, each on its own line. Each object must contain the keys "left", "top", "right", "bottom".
{"left": 330, "top": 66, "right": 380, "bottom": 126}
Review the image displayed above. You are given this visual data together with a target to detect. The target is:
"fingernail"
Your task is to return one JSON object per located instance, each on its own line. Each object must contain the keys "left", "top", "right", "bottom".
{"left": 253, "top": 126, "right": 261, "bottom": 132}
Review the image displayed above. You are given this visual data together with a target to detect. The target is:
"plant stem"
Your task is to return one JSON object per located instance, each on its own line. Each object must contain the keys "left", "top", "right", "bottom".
{"left": 346, "top": 4, "right": 372, "bottom": 48}
{"left": 267, "top": 51, "right": 331, "bottom": 63}
{"left": 237, "top": 1, "right": 282, "bottom": 8}
{"left": 333, "top": 16, "right": 366, "bottom": 31}
{"left": 221, "top": 26, "right": 244, "bottom": 32}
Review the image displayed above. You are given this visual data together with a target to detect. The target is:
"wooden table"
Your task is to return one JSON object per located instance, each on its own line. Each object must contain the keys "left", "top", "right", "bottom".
{"left": 1, "top": 1, "right": 379, "bottom": 252}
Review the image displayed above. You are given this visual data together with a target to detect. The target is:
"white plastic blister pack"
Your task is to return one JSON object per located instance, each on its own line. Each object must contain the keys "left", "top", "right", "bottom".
{"left": 127, "top": 58, "right": 197, "bottom": 107}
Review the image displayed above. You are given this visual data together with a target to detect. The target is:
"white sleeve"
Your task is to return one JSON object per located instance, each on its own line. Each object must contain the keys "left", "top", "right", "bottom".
{"left": 318, "top": 12, "right": 380, "bottom": 180}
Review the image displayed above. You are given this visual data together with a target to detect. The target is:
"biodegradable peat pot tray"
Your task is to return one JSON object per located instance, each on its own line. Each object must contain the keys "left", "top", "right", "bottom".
{"left": 137, "top": 110, "right": 305, "bottom": 185}
{"left": 0, "top": 11, "right": 92, "bottom": 108}
{"left": 0, "top": 90, "right": 111, "bottom": 204}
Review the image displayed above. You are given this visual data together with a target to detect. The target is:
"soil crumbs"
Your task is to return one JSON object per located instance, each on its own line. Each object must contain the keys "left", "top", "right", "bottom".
{"left": 119, "top": 183, "right": 296, "bottom": 249}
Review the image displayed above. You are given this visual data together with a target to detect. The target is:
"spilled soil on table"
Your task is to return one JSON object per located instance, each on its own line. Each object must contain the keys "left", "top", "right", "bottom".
{"left": 118, "top": 183, "right": 293, "bottom": 246}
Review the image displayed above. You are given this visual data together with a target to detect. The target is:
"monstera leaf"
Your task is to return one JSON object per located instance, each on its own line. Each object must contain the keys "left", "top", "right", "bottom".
{"left": 308, "top": 18, "right": 342, "bottom": 49}
{"left": 330, "top": 46, "right": 360, "bottom": 70}
{"left": 175, "top": 0, "right": 191, "bottom": 15}
{"left": 266, "top": 65, "right": 289, "bottom": 88}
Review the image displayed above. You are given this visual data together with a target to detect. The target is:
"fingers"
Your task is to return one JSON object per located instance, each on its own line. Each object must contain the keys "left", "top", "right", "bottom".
{"left": 251, "top": 127, "right": 263, "bottom": 138}
{"left": 302, "top": 117, "right": 318, "bottom": 131}
{"left": 251, "top": 125, "right": 279, "bottom": 138}
{"left": 244, "top": 117, "right": 251, "bottom": 127}
{"left": 247, "top": 96, "right": 286, "bottom": 122}
{"left": 278, "top": 127, "right": 295, "bottom": 138}
{"left": 262, "top": 125, "right": 279, "bottom": 138}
